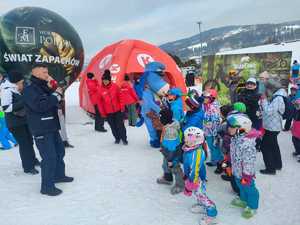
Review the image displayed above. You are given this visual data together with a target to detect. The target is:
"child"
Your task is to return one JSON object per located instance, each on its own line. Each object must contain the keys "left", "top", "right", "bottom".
{"left": 202, "top": 89, "right": 223, "bottom": 167}
{"left": 0, "top": 111, "right": 17, "bottom": 150}
{"left": 157, "top": 108, "right": 184, "bottom": 194}
{"left": 291, "top": 99, "right": 300, "bottom": 162}
{"left": 227, "top": 114, "right": 260, "bottom": 219}
{"left": 121, "top": 75, "right": 139, "bottom": 126}
{"left": 183, "top": 126, "right": 217, "bottom": 225}
{"left": 166, "top": 88, "right": 184, "bottom": 122}
{"left": 182, "top": 90, "right": 204, "bottom": 131}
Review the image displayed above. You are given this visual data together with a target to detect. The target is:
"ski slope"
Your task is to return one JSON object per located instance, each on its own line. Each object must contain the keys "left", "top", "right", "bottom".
{"left": 0, "top": 81, "right": 299, "bottom": 225}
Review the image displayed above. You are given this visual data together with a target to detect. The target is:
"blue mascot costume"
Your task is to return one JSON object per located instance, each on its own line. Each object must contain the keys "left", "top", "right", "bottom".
{"left": 136, "top": 62, "right": 170, "bottom": 148}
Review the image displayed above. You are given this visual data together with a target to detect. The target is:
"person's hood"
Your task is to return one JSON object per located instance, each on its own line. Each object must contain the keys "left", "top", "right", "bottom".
{"left": 273, "top": 88, "right": 288, "bottom": 97}
{"left": 0, "top": 78, "right": 17, "bottom": 90}
{"left": 144, "top": 61, "right": 165, "bottom": 73}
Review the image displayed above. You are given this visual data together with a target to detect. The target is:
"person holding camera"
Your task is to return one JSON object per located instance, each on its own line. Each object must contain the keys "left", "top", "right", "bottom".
{"left": 23, "top": 64, "right": 73, "bottom": 196}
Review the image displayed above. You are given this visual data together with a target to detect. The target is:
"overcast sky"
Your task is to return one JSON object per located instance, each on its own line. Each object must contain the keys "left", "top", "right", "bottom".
{"left": 1, "top": 0, "right": 300, "bottom": 59}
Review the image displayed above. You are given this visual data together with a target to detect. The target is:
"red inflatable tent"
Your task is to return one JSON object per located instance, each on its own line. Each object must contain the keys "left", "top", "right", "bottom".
{"left": 79, "top": 39, "right": 186, "bottom": 113}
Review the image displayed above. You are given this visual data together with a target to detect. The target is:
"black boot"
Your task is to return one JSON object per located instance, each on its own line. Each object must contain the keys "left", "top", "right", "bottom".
{"left": 221, "top": 174, "right": 232, "bottom": 181}
{"left": 64, "top": 141, "right": 74, "bottom": 148}
{"left": 214, "top": 163, "right": 223, "bottom": 174}
{"left": 260, "top": 169, "right": 276, "bottom": 175}
{"left": 54, "top": 176, "right": 74, "bottom": 183}
{"left": 41, "top": 187, "right": 63, "bottom": 196}
{"left": 24, "top": 168, "right": 39, "bottom": 175}
{"left": 96, "top": 127, "right": 107, "bottom": 132}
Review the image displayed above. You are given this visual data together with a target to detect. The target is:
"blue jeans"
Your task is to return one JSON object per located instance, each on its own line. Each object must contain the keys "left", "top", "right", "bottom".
{"left": 235, "top": 177, "right": 259, "bottom": 210}
{"left": 206, "top": 136, "right": 223, "bottom": 163}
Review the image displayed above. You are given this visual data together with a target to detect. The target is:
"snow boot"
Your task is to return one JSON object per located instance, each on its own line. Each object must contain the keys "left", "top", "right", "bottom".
{"left": 199, "top": 216, "right": 217, "bottom": 225}
{"left": 242, "top": 207, "right": 256, "bottom": 219}
{"left": 24, "top": 168, "right": 39, "bottom": 175}
{"left": 221, "top": 174, "right": 231, "bottom": 181}
{"left": 156, "top": 173, "right": 173, "bottom": 185}
{"left": 231, "top": 197, "right": 247, "bottom": 208}
{"left": 54, "top": 176, "right": 74, "bottom": 183}
{"left": 41, "top": 187, "right": 63, "bottom": 196}
{"left": 214, "top": 163, "right": 223, "bottom": 174}
{"left": 170, "top": 165, "right": 184, "bottom": 195}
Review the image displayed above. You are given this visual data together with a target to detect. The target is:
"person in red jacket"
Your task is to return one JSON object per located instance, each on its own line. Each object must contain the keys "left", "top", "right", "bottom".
{"left": 98, "top": 70, "right": 128, "bottom": 145}
{"left": 121, "top": 75, "right": 139, "bottom": 126}
{"left": 86, "top": 72, "right": 107, "bottom": 132}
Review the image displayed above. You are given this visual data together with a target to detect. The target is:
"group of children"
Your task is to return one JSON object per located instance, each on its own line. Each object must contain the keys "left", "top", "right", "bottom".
{"left": 147, "top": 87, "right": 260, "bottom": 225}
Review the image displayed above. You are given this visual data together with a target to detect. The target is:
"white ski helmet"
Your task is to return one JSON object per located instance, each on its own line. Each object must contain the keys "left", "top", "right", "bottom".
{"left": 227, "top": 114, "right": 252, "bottom": 134}
{"left": 184, "top": 126, "right": 205, "bottom": 147}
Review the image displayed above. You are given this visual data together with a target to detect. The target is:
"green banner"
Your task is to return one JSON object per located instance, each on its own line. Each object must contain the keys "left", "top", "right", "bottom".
{"left": 202, "top": 51, "right": 292, "bottom": 104}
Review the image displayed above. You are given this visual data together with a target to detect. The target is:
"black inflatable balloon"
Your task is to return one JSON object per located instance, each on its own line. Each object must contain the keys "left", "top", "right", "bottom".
{"left": 0, "top": 7, "right": 84, "bottom": 89}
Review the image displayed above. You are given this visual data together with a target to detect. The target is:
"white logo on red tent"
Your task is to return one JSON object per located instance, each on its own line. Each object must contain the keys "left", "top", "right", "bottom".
{"left": 110, "top": 64, "right": 121, "bottom": 74}
{"left": 99, "top": 54, "right": 112, "bottom": 70}
{"left": 137, "top": 54, "right": 154, "bottom": 68}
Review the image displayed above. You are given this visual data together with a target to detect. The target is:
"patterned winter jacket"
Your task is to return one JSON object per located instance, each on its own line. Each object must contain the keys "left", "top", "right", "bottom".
{"left": 230, "top": 129, "right": 260, "bottom": 179}
{"left": 260, "top": 88, "right": 287, "bottom": 131}
{"left": 203, "top": 100, "right": 221, "bottom": 136}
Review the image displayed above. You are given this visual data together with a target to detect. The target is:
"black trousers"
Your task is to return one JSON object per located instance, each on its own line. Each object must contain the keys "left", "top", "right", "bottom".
{"left": 261, "top": 130, "right": 282, "bottom": 171}
{"left": 94, "top": 105, "right": 104, "bottom": 131}
{"left": 106, "top": 111, "right": 127, "bottom": 142}
{"left": 292, "top": 136, "right": 300, "bottom": 154}
{"left": 34, "top": 131, "right": 65, "bottom": 191}
{"left": 10, "top": 125, "right": 36, "bottom": 172}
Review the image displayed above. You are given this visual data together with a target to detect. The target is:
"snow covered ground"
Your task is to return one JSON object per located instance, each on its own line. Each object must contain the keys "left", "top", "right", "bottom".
{"left": 1, "top": 81, "right": 300, "bottom": 225}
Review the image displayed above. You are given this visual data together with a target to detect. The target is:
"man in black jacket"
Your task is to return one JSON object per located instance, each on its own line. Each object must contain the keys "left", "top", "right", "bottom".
{"left": 1, "top": 71, "right": 39, "bottom": 174}
{"left": 23, "top": 63, "right": 73, "bottom": 196}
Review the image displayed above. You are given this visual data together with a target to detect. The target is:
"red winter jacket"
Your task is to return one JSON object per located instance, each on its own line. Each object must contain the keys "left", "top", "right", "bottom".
{"left": 120, "top": 82, "right": 139, "bottom": 106}
{"left": 97, "top": 82, "right": 124, "bottom": 117}
{"left": 86, "top": 79, "right": 99, "bottom": 105}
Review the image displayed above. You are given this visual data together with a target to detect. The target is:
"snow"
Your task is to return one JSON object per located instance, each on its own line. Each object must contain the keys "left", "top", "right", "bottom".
{"left": 187, "top": 42, "right": 208, "bottom": 50}
{"left": 0, "top": 82, "right": 300, "bottom": 225}
{"left": 217, "top": 40, "right": 300, "bottom": 62}
{"left": 223, "top": 28, "right": 247, "bottom": 39}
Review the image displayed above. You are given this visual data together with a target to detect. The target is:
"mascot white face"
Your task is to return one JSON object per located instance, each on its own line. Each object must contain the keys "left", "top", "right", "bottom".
{"left": 144, "top": 62, "right": 170, "bottom": 97}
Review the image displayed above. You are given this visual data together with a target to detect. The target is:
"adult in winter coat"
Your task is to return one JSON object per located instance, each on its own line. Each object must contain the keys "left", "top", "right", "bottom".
{"left": 283, "top": 84, "right": 298, "bottom": 131}
{"left": 237, "top": 77, "right": 261, "bottom": 130}
{"left": 0, "top": 71, "right": 39, "bottom": 175}
{"left": 86, "top": 72, "right": 107, "bottom": 132}
{"left": 23, "top": 64, "right": 73, "bottom": 196}
{"left": 185, "top": 70, "right": 195, "bottom": 87}
{"left": 120, "top": 75, "right": 139, "bottom": 126}
{"left": 291, "top": 60, "right": 300, "bottom": 83}
{"left": 259, "top": 79, "right": 287, "bottom": 175}
{"left": 97, "top": 70, "right": 127, "bottom": 145}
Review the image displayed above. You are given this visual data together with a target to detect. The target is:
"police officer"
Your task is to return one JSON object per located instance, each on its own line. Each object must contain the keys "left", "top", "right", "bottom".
{"left": 23, "top": 63, "right": 73, "bottom": 196}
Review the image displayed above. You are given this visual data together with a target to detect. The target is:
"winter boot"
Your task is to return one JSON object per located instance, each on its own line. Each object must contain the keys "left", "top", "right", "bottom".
{"left": 24, "top": 168, "right": 39, "bottom": 175}
{"left": 156, "top": 173, "right": 173, "bottom": 185}
{"left": 170, "top": 164, "right": 185, "bottom": 195}
{"left": 214, "top": 163, "right": 223, "bottom": 174}
{"left": 231, "top": 197, "right": 247, "bottom": 208}
{"left": 242, "top": 206, "right": 256, "bottom": 219}
{"left": 199, "top": 216, "right": 217, "bottom": 225}
{"left": 41, "top": 187, "right": 63, "bottom": 196}
{"left": 221, "top": 174, "right": 231, "bottom": 181}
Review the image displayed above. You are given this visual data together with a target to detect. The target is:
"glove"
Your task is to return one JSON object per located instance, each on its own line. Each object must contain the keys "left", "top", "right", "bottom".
{"left": 241, "top": 174, "right": 253, "bottom": 186}
{"left": 49, "top": 79, "right": 58, "bottom": 91}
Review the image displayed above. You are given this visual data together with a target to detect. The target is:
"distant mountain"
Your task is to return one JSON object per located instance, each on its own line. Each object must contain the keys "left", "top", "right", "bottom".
{"left": 160, "top": 21, "right": 300, "bottom": 61}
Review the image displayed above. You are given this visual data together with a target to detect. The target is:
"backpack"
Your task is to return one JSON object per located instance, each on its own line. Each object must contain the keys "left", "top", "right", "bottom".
{"left": 272, "top": 95, "right": 294, "bottom": 120}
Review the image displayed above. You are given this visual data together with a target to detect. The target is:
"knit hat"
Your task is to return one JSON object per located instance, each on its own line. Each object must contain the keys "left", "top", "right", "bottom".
{"left": 102, "top": 70, "right": 111, "bottom": 81}
{"left": 7, "top": 71, "right": 24, "bottom": 83}
{"left": 233, "top": 102, "right": 247, "bottom": 113}
{"left": 0, "top": 111, "right": 5, "bottom": 118}
{"left": 246, "top": 77, "right": 257, "bottom": 85}
{"left": 87, "top": 72, "right": 94, "bottom": 79}
{"left": 159, "top": 108, "right": 173, "bottom": 125}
